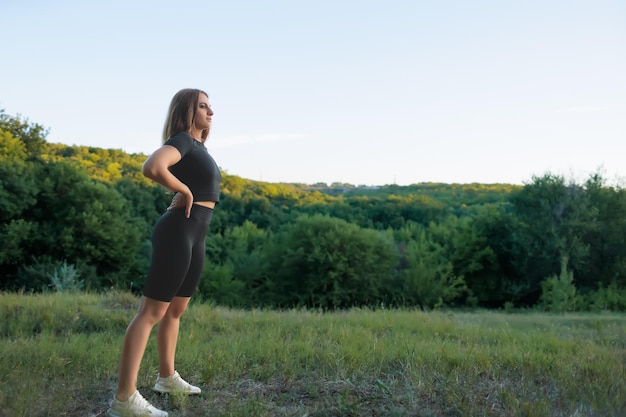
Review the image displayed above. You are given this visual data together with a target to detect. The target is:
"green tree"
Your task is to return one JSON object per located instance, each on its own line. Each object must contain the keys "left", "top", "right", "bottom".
{"left": 0, "top": 110, "right": 48, "bottom": 158}
{"left": 505, "top": 174, "right": 595, "bottom": 304}
{"left": 18, "top": 161, "right": 143, "bottom": 289}
{"left": 0, "top": 131, "right": 39, "bottom": 223}
{"left": 582, "top": 174, "right": 626, "bottom": 289}
{"left": 267, "top": 214, "right": 398, "bottom": 308}
{"left": 203, "top": 221, "right": 270, "bottom": 306}
{"left": 0, "top": 126, "right": 43, "bottom": 285}
{"left": 393, "top": 222, "right": 467, "bottom": 309}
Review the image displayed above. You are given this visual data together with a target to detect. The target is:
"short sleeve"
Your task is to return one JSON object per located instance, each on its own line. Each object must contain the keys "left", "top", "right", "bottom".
{"left": 163, "top": 132, "right": 194, "bottom": 158}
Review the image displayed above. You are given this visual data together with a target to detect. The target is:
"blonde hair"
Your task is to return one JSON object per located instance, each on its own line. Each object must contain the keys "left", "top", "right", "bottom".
{"left": 162, "top": 88, "right": 209, "bottom": 143}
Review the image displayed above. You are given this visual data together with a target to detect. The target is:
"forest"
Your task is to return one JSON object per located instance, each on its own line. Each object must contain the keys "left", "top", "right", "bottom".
{"left": 1, "top": 109, "right": 626, "bottom": 311}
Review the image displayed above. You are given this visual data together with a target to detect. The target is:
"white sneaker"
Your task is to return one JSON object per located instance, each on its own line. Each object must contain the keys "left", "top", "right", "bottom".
{"left": 153, "top": 370, "right": 201, "bottom": 395}
{"left": 105, "top": 390, "right": 168, "bottom": 417}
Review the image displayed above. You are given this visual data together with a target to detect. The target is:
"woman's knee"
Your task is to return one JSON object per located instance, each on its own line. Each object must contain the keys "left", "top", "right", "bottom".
{"left": 136, "top": 297, "right": 170, "bottom": 324}
{"left": 165, "top": 297, "right": 191, "bottom": 319}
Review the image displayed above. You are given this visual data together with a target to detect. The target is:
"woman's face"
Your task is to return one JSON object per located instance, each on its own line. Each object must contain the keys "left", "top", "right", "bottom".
{"left": 194, "top": 93, "right": 213, "bottom": 132}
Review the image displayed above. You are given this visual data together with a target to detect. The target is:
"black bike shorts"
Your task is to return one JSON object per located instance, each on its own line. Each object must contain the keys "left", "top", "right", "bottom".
{"left": 143, "top": 205, "right": 214, "bottom": 302}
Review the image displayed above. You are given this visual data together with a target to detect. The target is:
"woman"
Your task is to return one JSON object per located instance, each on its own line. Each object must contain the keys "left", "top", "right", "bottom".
{"left": 106, "top": 88, "right": 221, "bottom": 417}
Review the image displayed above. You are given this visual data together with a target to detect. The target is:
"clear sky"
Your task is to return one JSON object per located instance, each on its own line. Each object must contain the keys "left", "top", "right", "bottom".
{"left": 1, "top": 0, "right": 625, "bottom": 186}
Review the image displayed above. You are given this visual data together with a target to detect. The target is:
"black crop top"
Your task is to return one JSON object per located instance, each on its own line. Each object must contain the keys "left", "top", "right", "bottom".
{"left": 164, "top": 132, "right": 222, "bottom": 203}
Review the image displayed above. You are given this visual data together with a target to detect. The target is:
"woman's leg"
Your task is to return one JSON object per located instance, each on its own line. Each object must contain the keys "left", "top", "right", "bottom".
{"left": 156, "top": 221, "right": 208, "bottom": 378}
{"left": 115, "top": 297, "right": 171, "bottom": 401}
{"left": 156, "top": 296, "right": 191, "bottom": 378}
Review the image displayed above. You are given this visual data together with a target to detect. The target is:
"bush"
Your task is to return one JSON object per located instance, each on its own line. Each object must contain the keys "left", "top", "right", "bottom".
{"left": 399, "top": 234, "right": 467, "bottom": 310}
{"left": 585, "top": 282, "right": 626, "bottom": 312}
{"left": 14, "top": 257, "right": 97, "bottom": 292}
{"left": 266, "top": 214, "right": 398, "bottom": 309}
{"left": 46, "top": 261, "right": 84, "bottom": 293}
{"left": 539, "top": 257, "right": 577, "bottom": 312}
{"left": 198, "top": 261, "right": 246, "bottom": 307}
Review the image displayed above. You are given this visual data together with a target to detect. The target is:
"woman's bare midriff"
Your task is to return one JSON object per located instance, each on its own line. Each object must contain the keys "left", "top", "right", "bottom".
{"left": 194, "top": 201, "right": 216, "bottom": 209}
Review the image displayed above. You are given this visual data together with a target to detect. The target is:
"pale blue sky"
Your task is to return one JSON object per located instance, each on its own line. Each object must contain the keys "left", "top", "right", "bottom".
{"left": 1, "top": 0, "right": 625, "bottom": 186}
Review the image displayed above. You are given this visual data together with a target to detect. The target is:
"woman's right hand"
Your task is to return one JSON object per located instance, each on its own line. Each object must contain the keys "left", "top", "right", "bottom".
{"left": 167, "top": 189, "right": 194, "bottom": 218}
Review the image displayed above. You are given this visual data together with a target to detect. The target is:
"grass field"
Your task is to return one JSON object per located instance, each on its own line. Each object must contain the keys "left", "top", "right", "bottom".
{"left": 0, "top": 291, "right": 624, "bottom": 417}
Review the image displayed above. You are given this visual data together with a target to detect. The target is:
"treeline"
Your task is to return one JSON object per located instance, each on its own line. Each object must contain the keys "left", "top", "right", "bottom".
{"left": 1, "top": 109, "right": 626, "bottom": 311}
